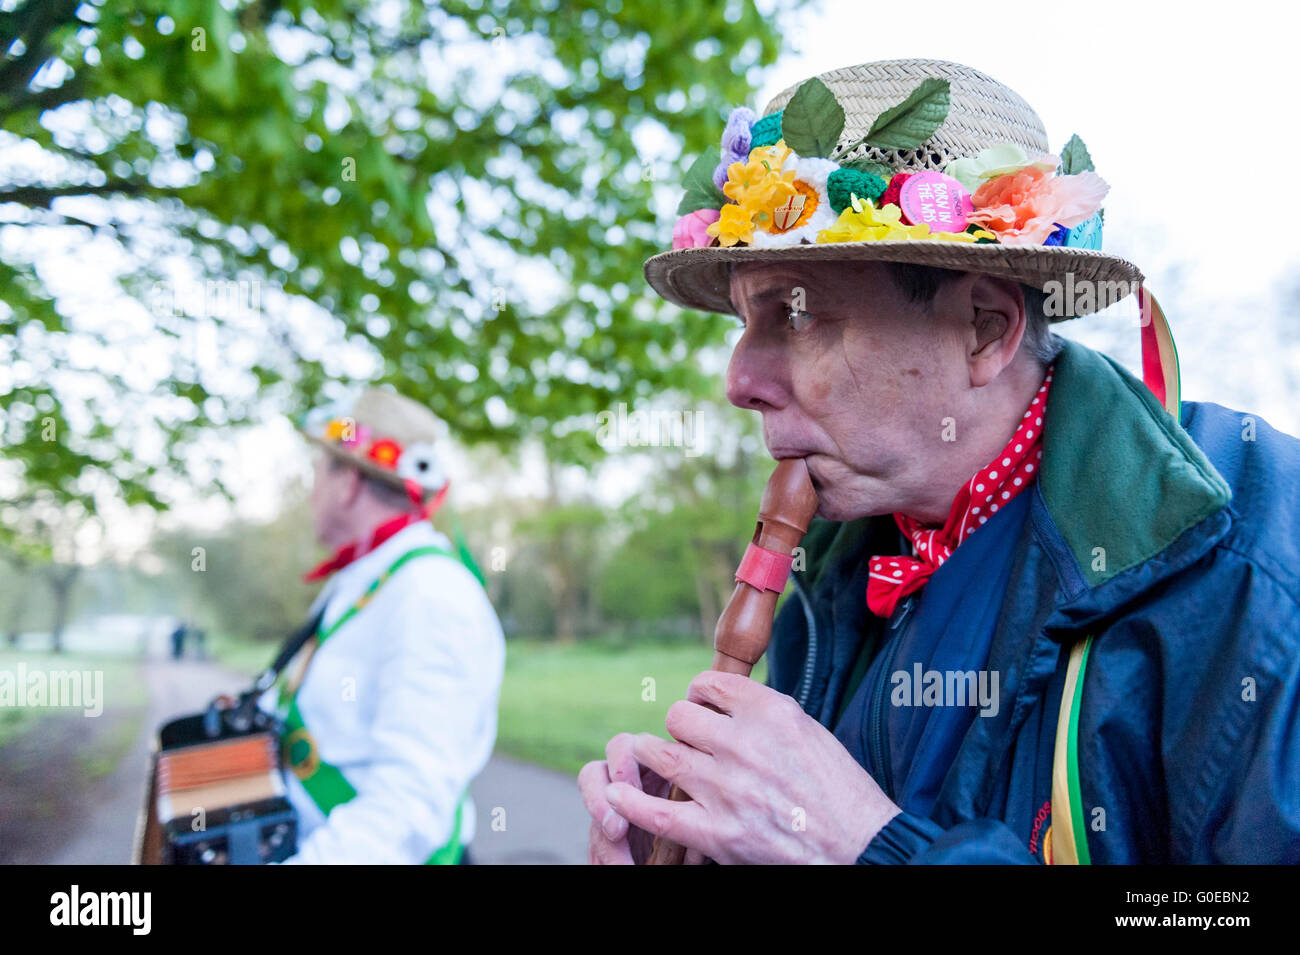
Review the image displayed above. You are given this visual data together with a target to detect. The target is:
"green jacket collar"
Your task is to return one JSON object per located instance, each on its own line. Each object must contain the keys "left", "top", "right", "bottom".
{"left": 1040, "top": 339, "right": 1230, "bottom": 587}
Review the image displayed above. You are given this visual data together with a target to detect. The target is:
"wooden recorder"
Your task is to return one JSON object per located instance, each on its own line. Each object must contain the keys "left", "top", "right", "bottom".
{"left": 646, "top": 457, "right": 819, "bottom": 865}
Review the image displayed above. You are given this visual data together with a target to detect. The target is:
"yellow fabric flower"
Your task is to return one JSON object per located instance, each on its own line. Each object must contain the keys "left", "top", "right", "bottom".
{"left": 934, "top": 228, "right": 998, "bottom": 243}
{"left": 817, "top": 194, "right": 928, "bottom": 242}
{"left": 713, "top": 140, "right": 798, "bottom": 244}
{"left": 707, "top": 201, "right": 758, "bottom": 247}
{"left": 724, "top": 158, "right": 794, "bottom": 206}
{"left": 816, "top": 194, "right": 996, "bottom": 244}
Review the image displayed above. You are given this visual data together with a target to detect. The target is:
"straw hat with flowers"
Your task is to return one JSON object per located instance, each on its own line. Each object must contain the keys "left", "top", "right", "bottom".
{"left": 301, "top": 389, "right": 449, "bottom": 501}
{"left": 645, "top": 57, "right": 1181, "bottom": 414}
{"left": 647, "top": 59, "right": 1139, "bottom": 313}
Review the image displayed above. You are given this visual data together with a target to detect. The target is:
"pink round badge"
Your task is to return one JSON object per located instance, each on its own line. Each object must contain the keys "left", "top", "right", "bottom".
{"left": 898, "top": 171, "right": 972, "bottom": 233}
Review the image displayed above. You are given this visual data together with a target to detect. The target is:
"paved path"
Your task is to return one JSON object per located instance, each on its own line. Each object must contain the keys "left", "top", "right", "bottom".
{"left": 43, "top": 658, "right": 588, "bottom": 865}
{"left": 47, "top": 658, "right": 251, "bottom": 865}
{"left": 466, "top": 754, "right": 589, "bottom": 865}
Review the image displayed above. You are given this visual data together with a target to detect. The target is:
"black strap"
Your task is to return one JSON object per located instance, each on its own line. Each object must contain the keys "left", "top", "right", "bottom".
{"left": 257, "top": 605, "right": 328, "bottom": 692}
{"left": 214, "top": 606, "right": 326, "bottom": 737}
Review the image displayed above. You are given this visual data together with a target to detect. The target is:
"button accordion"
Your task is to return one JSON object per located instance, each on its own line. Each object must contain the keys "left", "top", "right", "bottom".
{"left": 135, "top": 709, "right": 297, "bottom": 865}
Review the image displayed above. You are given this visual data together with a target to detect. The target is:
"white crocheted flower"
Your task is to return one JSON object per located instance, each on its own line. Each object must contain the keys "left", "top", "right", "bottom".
{"left": 395, "top": 442, "right": 446, "bottom": 490}
{"left": 751, "top": 155, "right": 839, "bottom": 248}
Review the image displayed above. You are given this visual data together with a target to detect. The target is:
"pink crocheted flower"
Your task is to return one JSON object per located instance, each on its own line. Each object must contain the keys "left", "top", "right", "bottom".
{"left": 672, "top": 208, "right": 721, "bottom": 249}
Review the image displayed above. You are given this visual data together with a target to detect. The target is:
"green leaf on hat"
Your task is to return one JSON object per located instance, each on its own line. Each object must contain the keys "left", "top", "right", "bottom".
{"left": 1060, "top": 133, "right": 1095, "bottom": 175}
{"left": 839, "top": 157, "right": 894, "bottom": 181}
{"left": 865, "top": 78, "right": 951, "bottom": 150}
{"left": 677, "top": 148, "right": 726, "bottom": 215}
{"left": 779, "top": 77, "right": 845, "bottom": 159}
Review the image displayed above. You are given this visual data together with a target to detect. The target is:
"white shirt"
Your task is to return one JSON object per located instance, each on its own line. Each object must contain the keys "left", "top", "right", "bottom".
{"left": 262, "top": 521, "right": 504, "bottom": 864}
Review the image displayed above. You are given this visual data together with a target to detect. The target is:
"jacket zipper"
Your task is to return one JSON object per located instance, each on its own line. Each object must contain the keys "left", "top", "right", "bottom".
{"left": 867, "top": 596, "right": 915, "bottom": 799}
{"left": 792, "top": 574, "right": 818, "bottom": 710}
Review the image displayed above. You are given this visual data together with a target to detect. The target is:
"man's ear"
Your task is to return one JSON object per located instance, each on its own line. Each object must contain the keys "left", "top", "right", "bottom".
{"left": 337, "top": 462, "right": 365, "bottom": 507}
{"left": 965, "top": 275, "right": 1026, "bottom": 388}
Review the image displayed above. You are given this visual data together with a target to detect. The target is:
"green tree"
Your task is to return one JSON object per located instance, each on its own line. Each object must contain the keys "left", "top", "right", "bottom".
{"left": 513, "top": 486, "right": 607, "bottom": 643}
{"left": 0, "top": 0, "right": 803, "bottom": 531}
{"left": 0, "top": 492, "right": 96, "bottom": 650}
{"left": 151, "top": 485, "right": 320, "bottom": 643}
{"left": 597, "top": 403, "right": 764, "bottom": 640}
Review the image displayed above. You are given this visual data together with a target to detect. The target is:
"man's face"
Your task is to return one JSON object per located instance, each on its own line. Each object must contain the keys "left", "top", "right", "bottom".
{"left": 309, "top": 453, "right": 355, "bottom": 547}
{"left": 726, "top": 260, "right": 972, "bottom": 522}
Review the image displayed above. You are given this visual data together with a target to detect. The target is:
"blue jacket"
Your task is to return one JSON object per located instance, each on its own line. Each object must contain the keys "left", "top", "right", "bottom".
{"left": 767, "top": 339, "right": 1300, "bottom": 864}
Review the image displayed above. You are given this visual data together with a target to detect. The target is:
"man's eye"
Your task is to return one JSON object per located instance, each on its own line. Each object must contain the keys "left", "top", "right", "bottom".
{"left": 787, "top": 307, "right": 813, "bottom": 331}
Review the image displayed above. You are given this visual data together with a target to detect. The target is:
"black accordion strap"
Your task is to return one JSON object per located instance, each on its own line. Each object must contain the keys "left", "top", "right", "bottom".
{"left": 254, "top": 605, "right": 327, "bottom": 695}
{"left": 217, "top": 607, "right": 326, "bottom": 737}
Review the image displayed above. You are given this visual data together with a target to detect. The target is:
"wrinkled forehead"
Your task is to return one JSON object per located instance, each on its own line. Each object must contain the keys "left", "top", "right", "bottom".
{"left": 727, "top": 260, "right": 892, "bottom": 315}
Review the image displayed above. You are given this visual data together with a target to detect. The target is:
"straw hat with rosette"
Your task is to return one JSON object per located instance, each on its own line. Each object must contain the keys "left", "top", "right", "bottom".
{"left": 644, "top": 58, "right": 1182, "bottom": 417}
{"left": 302, "top": 389, "right": 449, "bottom": 502}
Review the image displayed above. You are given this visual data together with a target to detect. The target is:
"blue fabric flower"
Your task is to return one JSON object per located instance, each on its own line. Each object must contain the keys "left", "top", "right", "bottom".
{"left": 1064, "top": 213, "right": 1103, "bottom": 250}
{"left": 1043, "top": 223, "right": 1069, "bottom": 246}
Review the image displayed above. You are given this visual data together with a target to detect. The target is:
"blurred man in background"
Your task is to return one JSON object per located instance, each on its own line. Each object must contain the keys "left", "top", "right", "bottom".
{"left": 264, "top": 388, "right": 504, "bottom": 864}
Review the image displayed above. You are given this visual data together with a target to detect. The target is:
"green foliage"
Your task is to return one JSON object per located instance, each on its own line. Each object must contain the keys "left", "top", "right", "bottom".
{"left": 0, "top": 0, "right": 805, "bottom": 537}
{"left": 865, "top": 78, "right": 950, "bottom": 149}
{"left": 595, "top": 405, "right": 764, "bottom": 639}
{"left": 838, "top": 156, "right": 893, "bottom": 181}
{"left": 778, "top": 77, "right": 843, "bottom": 159}
{"left": 676, "top": 148, "right": 725, "bottom": 215}
{"left": 150, "top": 488, "right": 320, "bottom": 642}
{"left": 518, "top": 500, "right": 609, "bottom": 640}
{"left": 597, "top": 471, "right": 760, "bottom": 637}
{"left": 1060, "top": 133, "right": 1095, "bottom": 175}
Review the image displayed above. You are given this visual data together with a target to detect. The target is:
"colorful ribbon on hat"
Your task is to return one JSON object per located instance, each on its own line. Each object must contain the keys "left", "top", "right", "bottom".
{"left": 1138, "top": 287, "right": 1181, "bottom": 420}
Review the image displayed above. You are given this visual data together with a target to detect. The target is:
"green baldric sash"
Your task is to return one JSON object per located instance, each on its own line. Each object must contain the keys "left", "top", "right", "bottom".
{"left": 279, "top": 544, "right": 474, "bottom": 865}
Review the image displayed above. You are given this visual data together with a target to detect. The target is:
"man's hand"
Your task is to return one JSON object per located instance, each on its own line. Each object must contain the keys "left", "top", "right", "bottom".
{"left": 579, "top": 733, "right": 707, "bottom": 865}
{"left": 601, "top": 672, "right": 901, "bottom": 864}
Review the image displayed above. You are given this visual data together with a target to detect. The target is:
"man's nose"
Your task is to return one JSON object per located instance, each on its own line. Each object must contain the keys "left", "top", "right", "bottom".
{"left": 725, "top": 330, "right": 788, "bottom": 412}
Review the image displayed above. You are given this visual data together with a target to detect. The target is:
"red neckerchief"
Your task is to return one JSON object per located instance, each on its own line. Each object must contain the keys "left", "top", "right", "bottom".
{"left": 303, "top": 481, "right": 449, "bottom": 583}
{"left": 866, "top": 366, "right": 1054, "bottom": 618}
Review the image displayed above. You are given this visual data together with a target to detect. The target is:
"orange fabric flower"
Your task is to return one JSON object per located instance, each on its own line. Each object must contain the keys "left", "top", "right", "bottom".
{"left": 970, "top": 168, "right": 1109, "bottom": 246}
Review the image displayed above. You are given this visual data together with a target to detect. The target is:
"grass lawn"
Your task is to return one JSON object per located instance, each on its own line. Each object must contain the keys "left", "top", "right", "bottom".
{"left": 206, "top": 631, "right": 277, "bottom": 678}
{"left": 496, "top": 640, "right": 766, "bottom": 776}
{"left": 0, "top": 649, "right": 147, "bottom": 781}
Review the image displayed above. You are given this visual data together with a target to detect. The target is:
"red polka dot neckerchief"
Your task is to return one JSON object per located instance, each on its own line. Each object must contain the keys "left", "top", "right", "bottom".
{"left": 866, "top": 365, "right": 1054, "bottom": 619}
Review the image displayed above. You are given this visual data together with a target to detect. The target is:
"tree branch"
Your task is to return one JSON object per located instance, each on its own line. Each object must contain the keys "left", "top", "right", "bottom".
{"left": 0, "top": 75, "right": 86, "bottom": 123}
{"left": 0, "top": 181, "right": 152, "bottom": 208}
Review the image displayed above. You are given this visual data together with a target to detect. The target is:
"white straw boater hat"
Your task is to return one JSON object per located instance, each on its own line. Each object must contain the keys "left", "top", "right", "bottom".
{"left": 301, "top": 389, "right": 449, "bottom": 500}
{"left": 645, "top": 58, "right": 1143, "bottom": 318}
